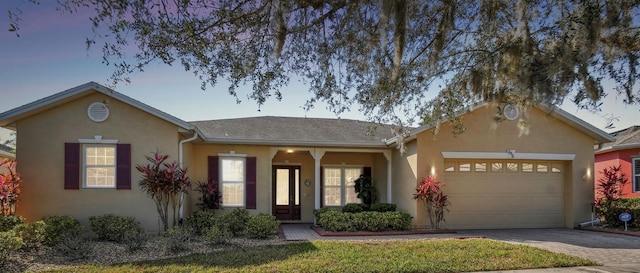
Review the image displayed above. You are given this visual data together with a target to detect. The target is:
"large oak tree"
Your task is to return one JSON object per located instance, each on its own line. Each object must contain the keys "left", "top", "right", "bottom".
{"left": 8, "top": 0, "right": 640, "bottom": 133}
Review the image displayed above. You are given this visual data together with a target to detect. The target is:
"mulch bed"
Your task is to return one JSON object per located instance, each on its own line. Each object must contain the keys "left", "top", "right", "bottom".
{"left": 577, "top": 226, "right": 640, "bottom": 237}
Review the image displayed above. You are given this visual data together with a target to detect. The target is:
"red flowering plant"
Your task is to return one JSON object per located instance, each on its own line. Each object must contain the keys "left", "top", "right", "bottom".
{"left": 0, "top": 159, "right": 21, "bottom": 216}
{"left": 594, "top": 165, "right": 629, "bottom": 226}
{"left": 195, "top": 178, "right": 222, "bottom": 210}
{"left": 136, "top": 151, "right": 191, "bottom": 231}
{"left": 412, "top": 175, "right": 450, "bottom": 229}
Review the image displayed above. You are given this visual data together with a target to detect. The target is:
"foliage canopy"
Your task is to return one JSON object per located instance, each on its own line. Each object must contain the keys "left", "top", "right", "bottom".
{"left": 8, "top": 0, "right": 640, "bottom": 129}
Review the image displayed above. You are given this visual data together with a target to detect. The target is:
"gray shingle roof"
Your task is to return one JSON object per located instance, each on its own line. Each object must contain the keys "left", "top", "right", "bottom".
{"left": 604, "top": 125, "right": 640, "bottom": 147}
{"left": 191, "top": 116, "right": 397, "bottom": 147}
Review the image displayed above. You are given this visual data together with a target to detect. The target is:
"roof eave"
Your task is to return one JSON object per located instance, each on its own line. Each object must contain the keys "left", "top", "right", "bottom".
{"left": 0, "top": 82, "right": 195, "bottom": 132}
{"left": 539, "top": 105, "right": 614, "bottom": 143}
{"left": 595, "top": 143, "right": 640, "bottom": 154}
{"left": 386, "top": 103, "right": 614, "bottom": 144}
{"left": 201, "top": 137, "right": 389, "bottom": 149}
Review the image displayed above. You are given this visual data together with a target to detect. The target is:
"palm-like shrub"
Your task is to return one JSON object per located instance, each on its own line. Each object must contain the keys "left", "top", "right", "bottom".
{"left": 136, "top": 151, "right": 191, "bottom": 231}
{"left": 413, "top": 175, "right": 450, "bottom": 229}
{"left": 0, "top": 159, "right": 21, "bottom": 216}
{"left": 195, "top": 179, "right": 222, "bottom": 210}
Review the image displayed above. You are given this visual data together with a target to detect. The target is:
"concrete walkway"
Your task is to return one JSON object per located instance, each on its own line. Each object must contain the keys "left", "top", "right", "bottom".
{"left": 280, "top": 224, "right": 640, "bottom": 273}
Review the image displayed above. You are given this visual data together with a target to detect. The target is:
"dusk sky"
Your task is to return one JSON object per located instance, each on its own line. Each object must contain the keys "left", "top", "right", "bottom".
{"left": 1, "top": 1, "right": 638, "bottom": 143}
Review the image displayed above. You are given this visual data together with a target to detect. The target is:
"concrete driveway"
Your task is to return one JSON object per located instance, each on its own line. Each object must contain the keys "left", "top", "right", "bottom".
{"left": 458, "top": 229, "right": 640, "bottom": 272}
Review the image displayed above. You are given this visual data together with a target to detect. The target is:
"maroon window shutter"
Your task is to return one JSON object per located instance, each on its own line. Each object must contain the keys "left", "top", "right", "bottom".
{"left": 320, "top": 166, "right": 324, "bottom": 208}
{"left": 207, "top": 156, "right": 219, "bottom": 182}
{"left": 116, "top": 144, "right": 131, "bottom": 190}
{"left": 64, "top": 143, "right": 80, "bottom": 190}
{"left": 245, "top": 157, "right": 257, "bottom": 209}
{"left": 363, "top": 167, "right": 372, "bottom": 177}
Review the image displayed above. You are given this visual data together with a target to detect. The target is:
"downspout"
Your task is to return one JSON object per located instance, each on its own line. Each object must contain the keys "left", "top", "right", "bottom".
{"left": 178, "top": 131, "right": 198, "bottom": 224}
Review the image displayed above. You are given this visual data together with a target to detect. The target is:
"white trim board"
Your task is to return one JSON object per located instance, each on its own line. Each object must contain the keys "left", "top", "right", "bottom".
{"left": 441, "top": 151, "right": 575, "bottom": 161}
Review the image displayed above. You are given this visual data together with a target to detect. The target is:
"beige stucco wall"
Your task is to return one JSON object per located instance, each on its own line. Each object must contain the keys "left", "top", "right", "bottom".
{"left": 372, "top": 153, "right": 388, "bottom": 203}
{"left": 15, "top": 91, "right": 182, "bottom": 233}
{"left": 391, "top": 141, "right": 418, "bottom": 225}
{"left": 185, "top": 144, "right": 272, "bottom": 218}
{"left": 414, "top": 106, "right": 596, "bottom": 228}
{"left": 184, "top": 148, "right": 391, "bottom": 223}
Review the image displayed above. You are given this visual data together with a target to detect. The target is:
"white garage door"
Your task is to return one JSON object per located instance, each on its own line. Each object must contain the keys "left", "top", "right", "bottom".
{"left": 443, "top": 160, "right": 565, "bottom": 229}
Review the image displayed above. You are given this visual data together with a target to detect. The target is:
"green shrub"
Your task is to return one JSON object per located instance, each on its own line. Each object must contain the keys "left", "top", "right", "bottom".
{"left": 163, "top": 225, "right": 194, "bottom": 253}
{"left": 350, "top": 211, "right": 373, "bottom": 231}
{"left": 203, "top": 222, "right": 232, "bottom": 245}
{"left": 185, "top": 210, "right": 218, "bottom": 235}
{"left": 342, "top": 203, "right": 365, "bottom": 213}
{"left": 14, "top": 220, "right": 46, "bottom": 251}
{"left": 246, "top": 213, "right": 280, "bottom": 239}
{"left": 220, "top": 208, "right": 250, "bottom": 236}
{"left": 370, "top": 203, "right": 397, "bottom": 212}
{"left": 41, "top": 215, "right": 83, "bottom": 246}
{"left": 598, "top": 198, "right": 640, "bottom": 228}
{"left": 89, "top": 214, "right": 144, "bottom": 243}
{"left": 318, "top": 210, "right": 412, "bottom": 232}
{"left": 0, "top": 215, "right": 24, "bottom": 232}
{"left": 123, "top": 226, "right": 148, "bottom": 253}
{"left": 354, "top": 212, "right": 387, "bottom": 231}
{"left": 313, "top": 207, "right": 335, "bottom": 218}
{"left": 0, "top": 230, "right": 23, "bottom": 266}
{"left": 318, "top": 210, "right": 355, "bottom": 232}
{"left": 55, "top": 231, "right": 94, "bottom": 261}
{"left": 384, "top": 211, "right": 413, "bottom": 230}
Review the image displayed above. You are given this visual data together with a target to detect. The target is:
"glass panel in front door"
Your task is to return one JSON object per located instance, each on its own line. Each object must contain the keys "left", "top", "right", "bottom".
{"left": 276, "top": 169, "right": 290, "bottom": 205}
{"left": 295, "top": 169, "right": 300, "bottom": 205}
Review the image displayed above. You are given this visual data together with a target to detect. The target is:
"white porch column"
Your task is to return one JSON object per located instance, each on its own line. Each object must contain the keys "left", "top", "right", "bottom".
{"left": 383, "top": 150, "right": 392, "bottom": 203}
{"left": 312, "top": 148, "right": 326, "bottom": 210}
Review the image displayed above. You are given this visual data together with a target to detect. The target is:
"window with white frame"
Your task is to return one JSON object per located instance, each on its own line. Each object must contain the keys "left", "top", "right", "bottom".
{"left": 634, "top": 158, "right": 640, "bottom": 192}
{"left": 220, "top": 157, "right": 245, "bottom": 207}
{"left": 83, "top": 145, "right": 116, "bottom": 188}
{"left": 323, "top": 166, "right": 362, "bottom": 206}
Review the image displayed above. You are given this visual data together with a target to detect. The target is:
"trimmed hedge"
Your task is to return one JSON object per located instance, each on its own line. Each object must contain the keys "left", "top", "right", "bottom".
{"left": 41, "top": 215, "right": 83, "bottom": 246}
{"left": 185, "top": 210, "right": 218, "bottom": 235}
{"left": 89, "top": 214, "right": 144, "bottom": 243}
{"left": 340, "top": 203, "right": 397, "bottom": 213}
{"left": 314, "top": 207, "right": 335, "bottom": 218}
{"left": 342, "top": 203, "right": 366, "bottom": 213}
{"left": 318, "top": 210, "right": 412, "bottom": 232}
{"left": 220, "top": 208, "right": 250, "bottom": 236}
{"left": 597, "top": 198, "right": 640, "bottom": 228}
{"left": 370, "top": 203, "right": 397, "bottom": 212}
{"left": 246, "top": 213, "right": 280, "bottom": 239}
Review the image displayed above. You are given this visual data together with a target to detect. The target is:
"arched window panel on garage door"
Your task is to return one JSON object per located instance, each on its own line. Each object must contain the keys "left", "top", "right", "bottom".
{"left": 537, "top": 163, "right": 549, "bottom": 173}
{"left": 491, "top": 162, "right": 503, "bottom": 172}
{"left": 475, "top": 162, "right": 487, "bottom": 172}
{"left": 506, "top": 162, "right": 519, "bottom": 172}
{"left": 445, "top": 160, "right": 564, "bottom": 174}
{"left": 458, "top": 162, "right": 471, "bottom": 172}
{"left": 444, "top": 161, "right": 455, "bottom": 172}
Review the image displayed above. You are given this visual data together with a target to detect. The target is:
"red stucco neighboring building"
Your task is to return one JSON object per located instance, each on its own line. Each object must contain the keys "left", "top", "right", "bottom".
{"left": 595, "top": 126, "right": 640, "bottom": 198}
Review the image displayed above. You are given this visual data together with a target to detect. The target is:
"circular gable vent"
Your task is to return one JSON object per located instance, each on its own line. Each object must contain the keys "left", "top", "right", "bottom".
{"left": 87, "top": 102, "right": 110, "bottom": 122}
{"left": 503, "top": 104, "right": 519, "bottom": 120}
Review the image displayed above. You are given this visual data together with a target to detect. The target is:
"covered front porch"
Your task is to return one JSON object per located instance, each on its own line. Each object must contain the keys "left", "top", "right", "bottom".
{"left": 269, "top": 147, "right": 393, "bottom": 222}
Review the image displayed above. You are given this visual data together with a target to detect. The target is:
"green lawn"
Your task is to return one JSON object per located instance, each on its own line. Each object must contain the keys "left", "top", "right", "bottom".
{"left": 42, "top": 238, "right": 596, "bottom": 273}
